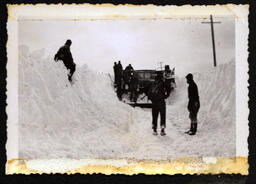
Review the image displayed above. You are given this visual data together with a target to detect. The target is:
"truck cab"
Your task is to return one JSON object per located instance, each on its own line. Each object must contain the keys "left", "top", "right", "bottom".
{"left": 133, "top": 70, "right": 161, "bottom": 94}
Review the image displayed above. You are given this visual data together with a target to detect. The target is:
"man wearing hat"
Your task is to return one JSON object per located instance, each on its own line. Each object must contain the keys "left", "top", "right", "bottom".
{"left": 54, "top": 39, "right": 76, "bottom": 82}
{"left": 185, "top": 73, "right": 200, "bottom": 135}
{"left": 148, "top": 71, "right": 169, "bottom": 136}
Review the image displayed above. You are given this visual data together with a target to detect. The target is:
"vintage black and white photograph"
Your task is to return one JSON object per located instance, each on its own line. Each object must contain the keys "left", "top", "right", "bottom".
{"left": 6, "top": 4, "right": 249, "bottom": 174}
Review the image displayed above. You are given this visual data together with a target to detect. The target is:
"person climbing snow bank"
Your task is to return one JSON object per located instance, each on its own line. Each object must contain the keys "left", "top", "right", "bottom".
{"left": 54, "top": 39, "right": 76, "bottom": 82}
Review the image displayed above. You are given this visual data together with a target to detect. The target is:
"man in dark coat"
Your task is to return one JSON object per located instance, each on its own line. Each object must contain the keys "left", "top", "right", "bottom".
{"left": 125, "top": 64, "right": 134, "bottom": 75}
{"left": 116, "top": 61, "right": 123, "bottom": 75}
{"left": 123, "top": 68, "right": 130, "bottom": 90}
{"left": 122, "top": 64, "right": 133, "bottom": 90}
{"left": 116, "top": 61, "right": 123, "bottom": 84}
{"left": 148, "top": 71, "right": 169, "bottom": 136}
{"left": 116, "top": 61, "right": 123, "bottom": 100}
{"left": 164, "top": 65, "right": 177, "bottom": 96}
{"left": 129, "top": 73, "right": 139, "bottom": 102}
{"left": 164, "top": 65, "right": 172, "bottom": 96}
{"left": 113, "top": 62, "right": 118, "bottom": 86}
{"left": 54, "top": 39, "right": 76, "bottom": 82}
{"left": 185, "top": 73, "right": 200, "bottom": 135}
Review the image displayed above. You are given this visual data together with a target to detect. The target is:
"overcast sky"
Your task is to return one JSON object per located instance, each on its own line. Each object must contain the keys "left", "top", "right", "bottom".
{"left": 19, "top": 17, "right": 235, "bottom": 76}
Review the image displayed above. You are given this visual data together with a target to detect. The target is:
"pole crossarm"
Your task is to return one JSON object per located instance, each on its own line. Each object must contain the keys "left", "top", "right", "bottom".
{"left": 202, "top": 21, "right": 221, "bottom": 24}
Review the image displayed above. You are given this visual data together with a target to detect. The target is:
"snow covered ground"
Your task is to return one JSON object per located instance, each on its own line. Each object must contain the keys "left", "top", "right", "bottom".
{"left": 18, "top": 46, "right": 236, "bottom": 160}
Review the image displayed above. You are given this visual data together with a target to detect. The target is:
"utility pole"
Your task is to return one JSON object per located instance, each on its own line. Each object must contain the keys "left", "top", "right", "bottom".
{"left": 202, "top": 15, "right": 221, "bottom": 67}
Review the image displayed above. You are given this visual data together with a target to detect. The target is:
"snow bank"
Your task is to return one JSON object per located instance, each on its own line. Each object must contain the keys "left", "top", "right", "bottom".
{"left": 164, "top": 61, "right": 236, "bottom": 157}
{"left": 19, "top": 46, "right": 146, "bottom": 159}
{"left": 18, "top": 45, "right": 236, "bottom": 159}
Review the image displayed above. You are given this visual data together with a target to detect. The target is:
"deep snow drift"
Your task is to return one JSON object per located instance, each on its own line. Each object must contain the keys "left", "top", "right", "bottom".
{"left": 18, "top": 46, "right": 235, "bottom": 159}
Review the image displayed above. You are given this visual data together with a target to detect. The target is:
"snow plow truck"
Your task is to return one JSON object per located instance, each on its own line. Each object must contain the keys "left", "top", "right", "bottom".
{"left": 117, "top": 66, "right": 176, "bottom": 108}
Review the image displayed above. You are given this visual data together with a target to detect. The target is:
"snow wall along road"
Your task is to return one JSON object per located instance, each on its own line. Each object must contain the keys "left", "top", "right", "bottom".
{"left": 19, "top": 46, "right": 148, "bottom": 159}
{"left": 19, "top": 46, "right": 236, "bottom": 159}
{"left": 165, "top": 60, "right": 236, "bottom": 157}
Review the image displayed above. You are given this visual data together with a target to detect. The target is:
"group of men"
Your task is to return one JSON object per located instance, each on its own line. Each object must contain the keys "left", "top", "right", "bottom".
{"left": 112, "top": 61, "right": 200, "bottom": 136}
{"left": 113, "top": 61, "right": 137, "bottom": 101}
{"left": 55, "top": 40, "right": 200, "bottom": 137}
{"left": 148, "top": 71, "right": 200, "bottom": 136}
{"left": 113, "top": 61, "right": 124, "bottom": 100}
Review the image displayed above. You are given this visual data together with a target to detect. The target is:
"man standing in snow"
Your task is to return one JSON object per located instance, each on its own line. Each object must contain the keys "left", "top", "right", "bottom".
{"left": 54, "top": 39, "right": 76, "bottom": 82}
{"left": 148, "top": 71, "right": 169, "bottom": 136}
{"left": 125, "top": 64, "right": 134, "bottom": 77}
{"left": 113, "top": 62, "right": 118, "bottom": 86}
{"left": 116, "top": 61, "right": 123, "bottom": 75}
{"left": 164, "top": 65, "right": 172, "bottom": 96}
{"left": 124, "top": 64, "right": 134, "bottom": 90}
{"left": 129, "top": 73, "right": 139, "bottom": 102}
{"left": 116, "top": 61, "right": 123, "bottom": 100}
{"left": 185, "top": 73, "right": 200, "bottom": 135}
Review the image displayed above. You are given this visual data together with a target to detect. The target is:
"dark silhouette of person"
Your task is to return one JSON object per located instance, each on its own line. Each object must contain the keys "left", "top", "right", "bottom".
{"left": 170, "top": 68, "right": 176, "bottom": 91}
{"left": 116, "top": 61, "right": 123, "bottom": 100}
{"left": 123, "top": 64, "right": 134, "bottom": 91}
{"left": 129, "top": 73, "right": 139, "bottom": 102}
{"left": 125, "top": 64, "right": 134, "bottom": 74}
{"left": 126, "top": 64, "right": 134, "bottom": 79}
{"left": 116, "top": 61, "right": 123, "bottom": 75}
{"left": 185, "top": 73, "right": 200, "bottom": 135}
{"left": 148, "top": 71, "right": 169, "bottom": 136}
{"left": 113, "top": 62, "right": 118, "bottom": 86}
{"left": 54, "top": 39, "right": 76, "bottom": 82}
{"left": 123, "top": 68, "right": 130, "bottom": 90}
{"left": 164, "top": 65, "right": 172, "bottom": 96}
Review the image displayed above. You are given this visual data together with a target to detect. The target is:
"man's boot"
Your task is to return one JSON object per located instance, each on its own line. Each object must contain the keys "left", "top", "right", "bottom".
{"left": 153, "top": 129, "right": 158, "bottom": 135}
{"left": 189, "top": 121, "right": 197, "bottom": 135}
{"left": 185, "top": 123, "right": 193, "bottom": 134}
{"left": 68, "top": 74, "right": 72, "bottom": 82}
{"left": 160, "top": 128, "right": 166, "bottom": 136}
{"left": 194, "top": 122, "right": 197, "bottom": 133}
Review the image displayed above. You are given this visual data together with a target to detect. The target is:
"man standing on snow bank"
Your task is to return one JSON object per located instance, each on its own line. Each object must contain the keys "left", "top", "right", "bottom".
{"left": 185, "top": 73, "right": 200, "bottom": 135}
{"left": 148, "top": 71, "right": 169, "bottom": 136}
{"left": 54, "top": 39, "right": 76, "bottom": 82}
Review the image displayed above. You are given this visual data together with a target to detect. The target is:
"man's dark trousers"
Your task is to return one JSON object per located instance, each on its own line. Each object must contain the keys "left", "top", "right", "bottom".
{"left": 152, "top": 101, "right": 166, "bottom": 130}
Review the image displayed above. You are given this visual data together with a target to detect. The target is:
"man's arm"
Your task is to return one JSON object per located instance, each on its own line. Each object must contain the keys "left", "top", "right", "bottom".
{"left": 54, "top": 53, "right": 58, "bottom": 61}
{"left": 193, "top": 83, "right": 199, "bottom": 101}
{"left": 54, "top": 47, "right": 62, "bottom": 62}
{"left": 163, "top": 81, "right": 169, "bottom": 99}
